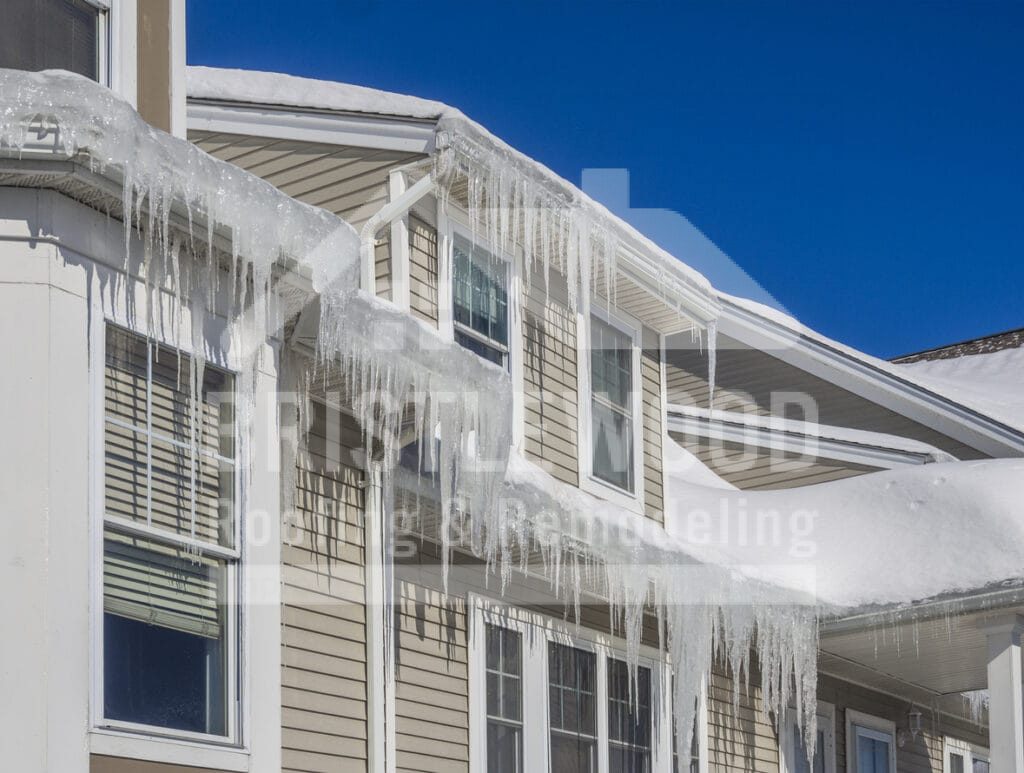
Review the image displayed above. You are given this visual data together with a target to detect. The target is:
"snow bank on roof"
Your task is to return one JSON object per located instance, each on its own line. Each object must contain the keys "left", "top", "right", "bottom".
{"left": 665, "top": 436, "right": 736, "bottom": 489}
{"left": 896, "top": 346, "right": 1024, "bottom": 434}
{"left": 187, "top": 66, "right": 459, "bottom": 120}
{"left": 664, "top": 457, "right": 1024, "bottom": 609}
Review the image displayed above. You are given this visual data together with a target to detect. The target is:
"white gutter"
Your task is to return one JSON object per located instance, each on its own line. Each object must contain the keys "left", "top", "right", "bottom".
{"left": 359, "top": 173, "right": 435, "bottom": 293}
{"left": 666, "top": 404, "right": 956, "bottom": 469}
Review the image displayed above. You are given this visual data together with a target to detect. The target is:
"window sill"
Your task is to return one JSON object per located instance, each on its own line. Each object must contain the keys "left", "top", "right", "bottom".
{"left": 580, "top": 474, "right": 645, "bottom": 516}
{"left": 90, "top": 728, "right": 248, "bottom": 771}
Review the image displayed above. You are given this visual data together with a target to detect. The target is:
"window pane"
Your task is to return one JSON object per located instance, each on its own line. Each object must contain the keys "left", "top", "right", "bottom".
{"left": 0, "top": 0, "right": 99, "bottom": 80}
{"left": 488, "top": 722, "right": 523, "bottom": 773}
{"left": 592, "top": 399, "right": 634, "bottom": 491}
{"left": 856, "top": 734, "right": 890, "bottom": 773}
{"left": 453, "top": 241, "right": 508, "bottom": 364}
{"left": 792, "top": 724, "right": 827, "bottom": 773}
{"left": 486, "top": 625, "right": 522, "bottom": 773}
{"left": 608, "top": 659, "right": 651, "bottom": 773}
{"left": 949, "top": 753, "right": 965, "bottom": 773}
{"left": 103, "top": 530, "right": 228, "bottom": 735}
{"left": 973, "top": 760, "right": 989, "bottom": 773}
{"left": 549, "top": 643, "right": 597, "bottom": 773}
{"left": 591, "top": 315, "right": 632, "bottom": 409}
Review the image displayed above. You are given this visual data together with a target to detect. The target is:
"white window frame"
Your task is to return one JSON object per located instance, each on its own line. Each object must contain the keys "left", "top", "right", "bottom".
{"left": 943, "top": 736, "right": 990, "bottom": 772}
{"left": 779, "top": 701, "right": 836, "bottom": 773}
{"left": 438, "top": 206, "right": 526, "bottom": 451}
{"left": 580, "top": 303, "right": 645, "bottom": 511}
{"left": 89, "top": 310, "right": 244, "bottom": 752}
{"left": 845, "top": 710, "right": 896, "bottom": 773}
{"left": 468, "top": 595, "right": 705, "bottom": 773}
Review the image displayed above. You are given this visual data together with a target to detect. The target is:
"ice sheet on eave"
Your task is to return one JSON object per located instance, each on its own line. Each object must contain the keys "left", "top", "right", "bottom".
{"left": 663, "top": 451, "right": 1024, "bottom": 610}
{"left": 722, "top": 294, "right": 1024, "bottom": 436}
{"left": 185, "top": 66, "right": 717, "bottom": 303}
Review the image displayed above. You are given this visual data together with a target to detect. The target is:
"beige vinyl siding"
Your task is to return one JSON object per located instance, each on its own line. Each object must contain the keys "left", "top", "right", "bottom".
{"left": 641, "top": 329, "right": 664, "bottom": 523}
{"left": 91, "top": 756, "right": 233, "bottom": 773}
{"left": 816, "top": 674, "right": 989, "bottom": 773}
{"left": 409, "top": 214, "right": 439, "bottom": 326}
{"left": 394, "top": 541, "right": 470, "bottom": 773}
{"left": 187, "top": 132, "right": 425, "bottom": 231}
{"left": 136, "top": 0, "right": 171, "bottom": 132}
{"left": 522, "top": 271, "right": 579, "bottom": 487}
{"left": 670, "top": 434, "right": 880, "bottom": 490}
{"left": 283, "top": 404, "right": 368, "bottom": 772}
{"left": 706, "top": 666, "right": 780, "bottom": 772}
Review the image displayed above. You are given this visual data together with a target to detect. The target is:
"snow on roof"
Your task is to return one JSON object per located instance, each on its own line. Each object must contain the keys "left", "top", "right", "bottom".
{"left": 664, "top": 455, "right": 1024, "bottom": 609}
{"left": 187, "top": 66, "right": 459, "bottom": 120}
{"left": 895, "top": 346, "right": 1024, "bottom": 435}
{"left": 186, "top": 66, "right": 718, "bottom": 315}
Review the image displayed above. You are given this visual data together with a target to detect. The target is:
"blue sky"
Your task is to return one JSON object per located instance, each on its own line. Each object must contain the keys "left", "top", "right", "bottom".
{"left": 187, "top": 1, "right": 1023, "bottom": 358}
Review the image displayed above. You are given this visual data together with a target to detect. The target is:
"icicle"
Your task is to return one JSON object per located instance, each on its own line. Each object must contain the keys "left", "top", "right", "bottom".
{"left": 706, "top": 319, "right": 718, "bottom": 414}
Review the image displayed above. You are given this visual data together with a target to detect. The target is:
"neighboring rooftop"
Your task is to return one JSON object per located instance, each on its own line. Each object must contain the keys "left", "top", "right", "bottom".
{"left": 891, "top": 326, "right": 1024, "bottom": 364}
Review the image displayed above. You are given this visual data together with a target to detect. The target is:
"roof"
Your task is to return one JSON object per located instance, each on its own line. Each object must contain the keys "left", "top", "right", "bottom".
{"left": 891, "top": 326, "right": 1024, "bottom": 363}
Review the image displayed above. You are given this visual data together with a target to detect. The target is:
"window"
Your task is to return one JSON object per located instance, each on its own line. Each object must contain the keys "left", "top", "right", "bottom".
{"left": 452, "top": 237, "right": 509, "bottom": 367}
{"left": 944, "top": 738, "right": 989, "bottom": 773}
{"left": 0, "top": 0, "right": 104, "bottom": 81}
{"left": 845, "top": 711, "right": 895, "bottom": 773}
{"left": 486, "top": 625, "right": 524, "bottom": 773}
{"left": 607, "top": 658, "right": 652, "bottom": 773}
{"left": 101, "top": 325, "right": 238, "bottom": 740}
{"left": 548, "top": 642, "right": 598, "bottom": 772}
{"left": 589, "top": 313, "right": 637, "bottom": 493}
{"left": 779, "top": 702, "right": 835, "bottom": 773}
{"left": 472, "top": 599, "right": 698, "bottom": 772}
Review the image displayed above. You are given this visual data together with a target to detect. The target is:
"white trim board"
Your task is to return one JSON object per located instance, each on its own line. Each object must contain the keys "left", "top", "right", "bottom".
{"left": 187, "top": 101, "right": 437, "bottom": 154}
{"left": 666, "top": 404, "right": 955, "bottom": 469}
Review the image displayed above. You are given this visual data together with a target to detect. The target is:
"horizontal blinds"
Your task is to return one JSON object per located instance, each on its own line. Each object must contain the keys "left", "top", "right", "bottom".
{"left": 104, "top": 529, "right": 225, "bottom": 639}
{"left": 104, "top": 326, "right": 235, "bottom": 548}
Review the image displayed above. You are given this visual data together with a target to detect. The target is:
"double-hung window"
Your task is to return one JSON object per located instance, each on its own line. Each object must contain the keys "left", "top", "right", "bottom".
{"left": 452, "top": 236, "right": 510, "bottom": 367}
{"left": 1, "top": 0, "right": 105, "bottom": 81}
{"left": 845, "top": 711, "right": 895, "bottom": 773}
{"left": 486, "top": 625, "right": 524, "bottom": 772}
{"left": 780, "top": 702, "right": 835, "bottom": 773}
{"left": 474, "top": 600, "right": 697, "bottom": 773}
{"left": 589, "top": 313, "right": 638, "bottom": 494}
{"left": 101, "top": 324, "right": 238, "bottom": 740}
{"left": 944, "top": 738, "right": 989, "bottom": 773}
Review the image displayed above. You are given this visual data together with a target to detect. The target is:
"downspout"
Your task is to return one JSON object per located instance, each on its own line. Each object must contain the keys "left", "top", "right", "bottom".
{"left": 359, "top": 172, "right": 435, "bottom": 293}
{"left": 364, "top": 462, "right": 395, "bottom": 773}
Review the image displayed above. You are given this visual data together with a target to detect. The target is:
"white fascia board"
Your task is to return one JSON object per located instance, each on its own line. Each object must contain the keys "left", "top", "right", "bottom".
{"left": 665, "top": 407, "right": 946, "bottom": 469}
{"left": 716, "top": 298, "right": 1024, "bottom": 458}
{"left": 187, "top": 101, "right": 436, "bottom": 154}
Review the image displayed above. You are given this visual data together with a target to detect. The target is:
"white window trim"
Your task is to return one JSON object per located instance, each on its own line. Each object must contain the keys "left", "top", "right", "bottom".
{"left": 438, "top": 206, "right": 526, "bottom": 451}
{"left": 88, "top": 309, "right": 247, "bottom": 756}
{"left": 468, "top": 594, "right": 704, "bottom": 773}
{"left": 943, "top": 736, "right": 990, "bottom": 772}
{"left": 845, "top": 710, "right": 896, "bottom": 773}
{"left": 579, "top": 303, "right": 646, "bottom": 513}
{"left": 779, "top": 701, "right": 836, "bottom": 773}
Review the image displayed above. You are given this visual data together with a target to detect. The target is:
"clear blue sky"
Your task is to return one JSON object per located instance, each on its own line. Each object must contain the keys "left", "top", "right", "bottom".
{"left": 187, "top": 1, "right": 1023, "bottom": 359}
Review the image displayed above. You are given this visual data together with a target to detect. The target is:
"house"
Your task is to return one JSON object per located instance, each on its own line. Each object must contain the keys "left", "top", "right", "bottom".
{"left": 1, "top": 3, "right": 1023, "bottom": 773}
